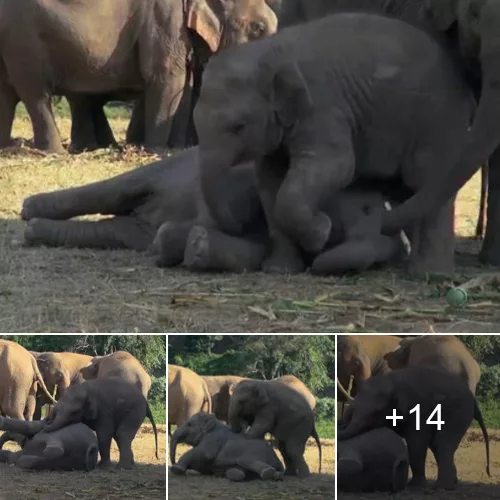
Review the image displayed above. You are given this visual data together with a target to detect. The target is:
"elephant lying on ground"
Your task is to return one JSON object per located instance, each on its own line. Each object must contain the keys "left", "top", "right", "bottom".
{"left": 22, "top": 148, "right": 407, "bottom": 274}
{"left": 0, "top": 417, "right": 98, "bottom": 471}
{"left": 170, "top": 412, "right": 284, "bottom": 481}
{"left": 384, "top": 335, "right": 481, "bottom": 394}
{"left": 194, "top": 10, "right": 475, "bottom": 276}
{"left": 44, "top": 377, "right": 158, "bottom": 469}
{"left": 80, "top": 351, "right": 151, "bottom": 398}
{"left": 337, "top": 427, "right": 409, "bottom": 493}
{"left": 338, "top": 366, "right": 490, "bottom": 489}
{"left": 229, "top": 379, "right": 321, "bottom": 477}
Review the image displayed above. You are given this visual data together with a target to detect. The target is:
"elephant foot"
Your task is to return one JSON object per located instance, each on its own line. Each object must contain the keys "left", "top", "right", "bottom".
{"left": 152, "top": 221, "right": 191, "bottom": 267}
{"left": 98, "top": 459, "right": 113, "bottom": 469}
{"left": 17, "top": 455, "right": 40, "bottom": 469}
{"left": 406, "top": 259, "right": 454, "bottom": 281}
{"left": 170, "top": 464, "right": 186, "bottom": 476}
{"left": 24, "top": 218, "right": 44, "bottom": 245}
{"left": 260, "top": 467, "right": 279, "bottom": 481}
{"left": 226, "top": 467, "right": 246, "bottom": 481}
{"left": 337, "top": 457, "right": 363, "bottom": 475}
{"left": 408, "top": 477, "right": 427, "bottom": 489}
{"left": 297, "top": 212, "right": 332, "bottom": 255}
{"left": 44, "top": 445, "right": 64, "bottom": 459}
{"left": 262, "top": 241, "right": 305, "bottom": 274}
{"left": 117, "top": 460, "right": 134, "bottom": 470}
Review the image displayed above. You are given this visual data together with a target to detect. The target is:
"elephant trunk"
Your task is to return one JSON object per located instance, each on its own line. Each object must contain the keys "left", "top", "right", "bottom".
{"left": 170, "top": 426, "right": 187, "bottom": 465}
{"left": 0, "top": 416, "right": 45, "bottom": 437}
{"left": 337, "top": 416, "right": 371, "bottom": 441}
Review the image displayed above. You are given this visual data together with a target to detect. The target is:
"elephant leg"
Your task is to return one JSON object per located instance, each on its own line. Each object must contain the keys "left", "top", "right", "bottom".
{"left": 407, "top": 197, "right": 455, "bottom": 277}
{"left": 24, "top": 217, "right": 154, "bottom": 251}
{"left": 33, "top": 402, "right": 43, "bottom": 421}
{"left": 68, "top": 95, "right": 99, "bottom": 153}
{"left": 0, "top": 450, "right": 21, "bottom": 464}
{"left": 167, "top": 71, "right": 194, "bottom": 150}
{"left": 236, "top": 457, "right": 280, "bottom": 480}
{"left": 183, "top": 225, "right": 267, "bottom": 273}
{"left": 431, "top": 434, "right": 461, "bottom": 490}
{"left": 0, "top": 78, "right": 18, "bottom": 148}
{"left": 143, "top": 72, "right": 185, "bottom": 150}
{"left": 96, "top": 428, "right": 113, "bottom": 468}
{"left": 481, "top": 147, "right": 500, "bottom": 265}
{"left": 406, "top": 432, "right": 428, "bottom": 489}
{"left": 114, "top": 427, "right": 136, "bottom": 469}
{"left": 153, "top": 220, "right": 194, "bottom": 267}
{"left": 126, "top": 98, "right": 145, "bottom": 146}
{"left": 24, "top": 392, "right": 37, "bottom": 421}
{"left": 225, "top": 467, "right": 247, "bottom": 481}
{"left": 92, "top": 101, "right": 118, "bottom": 149}
{"left": 284, "top": 440, "right": 310, "bottom": 478}
{"left": 278, "top": 441, "right": 295, "bottom": 476}
{"left": 17, "top": 454, "right": 46, "bottom": 470}
{"left": 256, "top": 155, "right": 305, "bottom": 274}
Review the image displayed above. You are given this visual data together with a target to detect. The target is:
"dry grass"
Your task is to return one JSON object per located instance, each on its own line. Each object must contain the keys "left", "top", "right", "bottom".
{"left": 1, "top": 108, "right": 500, "bottom": 332}
{"left": 168, "top": 437, "right": 334, "bottom": 500}
{"left": 0, "top": 424, "right": 166, "bottom": 500}
{"left": 338, "top": 429, "right": 500, "bottom": 499}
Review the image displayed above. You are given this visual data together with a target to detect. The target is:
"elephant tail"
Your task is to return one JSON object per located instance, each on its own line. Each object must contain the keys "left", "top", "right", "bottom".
{"left": 201, "top": 379, "right": 212, "bottom": 414}
{"left": 310, "top": 424, "right": 322, "bottom": 474}
{"left": 31, "top": 356, "right": 57, "bottom": 404}
{"left": 474, "top": 400, "right": 490, "bottom": 476}
{"left": 146, "top": 402, "right": 159, "bottom": 460}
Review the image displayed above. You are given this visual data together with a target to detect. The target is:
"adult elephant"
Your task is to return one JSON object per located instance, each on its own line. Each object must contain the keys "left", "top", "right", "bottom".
{"left": 30, "top": 351, "right": 93, "bottom": 420}
{"left": 0, "top": 0, "right": 278, "bottom": 153}
{"left": 80, "top": 351, "right": 151, "bottom": 398}
{"left": 194, "top": 9, "right": 475, "bottom": 276}
{"left": 169, "top": 365, "right": 212, "bottom": 432}
{"left": 338, "top": 366, "right": 490, "bottom": 489}
{"left": 337, "top": 335, "right": 402, "bottom": 402}
{"left": 44, "top": 377, "right": 159, "bottom": 469}
{"left": 228, "top": 378, "right": 321, "bottom": 477}
{"left": 0, "top": 341, "right": 56, "bottom": 420}
{"left": 384, "top": 335, "right": 481, "bottom": 394}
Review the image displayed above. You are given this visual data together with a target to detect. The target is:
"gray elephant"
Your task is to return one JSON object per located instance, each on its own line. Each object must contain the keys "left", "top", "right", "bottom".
{"left": 80, "top": 351, "right": 151, "bottom": 399}
{"left": 0, "top": 417, "right": 98, "bottom": 471}
{"left": 338, "top": 366, "right": 490, "bottom": 489}
{"left": 0, "top": 0, "right": 277, "bottom": 153}
{"left": 30, "top": 351, "right": 93, "bottom": 420}
{"left": 170, "top": 412, "right": 284, "bottom": 481}
{"left": 44, "top": 377, "right": 158, "bottom": 469}
{"left": 21, "top": 146, "right": 407, "bottom": 274}
{"left": 228, "top": 379, "right": 321, "bottom": 478}
{"left": 337, "top": 427, "right": 409, "bottom": 493}
{"left": 194, "top": 10, "right": 475, "bottom": 276}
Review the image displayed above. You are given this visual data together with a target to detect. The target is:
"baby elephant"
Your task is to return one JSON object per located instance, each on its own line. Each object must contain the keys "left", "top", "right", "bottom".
{"left": 170, "top": 412, "right": 284, "bottom": 481}
{"left": 0, "top": 416, "right": 98, "bottom": 471}
{"left": 337, "top": 427, "right": 409, "bottom": 493}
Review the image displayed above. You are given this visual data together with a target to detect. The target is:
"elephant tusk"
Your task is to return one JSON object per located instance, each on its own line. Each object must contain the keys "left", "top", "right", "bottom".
{"left": 384, "top": 202, "right": 411, "bottom": 255}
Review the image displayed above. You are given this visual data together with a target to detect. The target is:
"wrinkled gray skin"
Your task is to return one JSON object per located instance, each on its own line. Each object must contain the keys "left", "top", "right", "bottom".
{"left": 337, "top": 427, "right": 409, "bottom": 493}
{"left": 195, "top": 12, "right": 475, "bottom": 277}
{"left": 44, "top": 377, "right": 158, "bottom": 469}
{"left": 170, "top": 412, "right": 284, "bottom": 481}
{"left": 0, "top": 0, "right": 277, "bottom": 153}
{"left": 21, "top": 146, "right": 407, "bottom": 274}
{"left": 228, "top": 379, "right": 322, "bottom": 478}
{"left": 338, "top": 366, "right": 490, "bottom": 490}
{"left": 0, "top": 417, "right": 98, "bottom": 471}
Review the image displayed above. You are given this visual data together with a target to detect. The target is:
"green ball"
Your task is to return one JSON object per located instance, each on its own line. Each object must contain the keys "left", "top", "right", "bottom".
{"left": 446, "top": 287, "right": 468, "bottom": 307}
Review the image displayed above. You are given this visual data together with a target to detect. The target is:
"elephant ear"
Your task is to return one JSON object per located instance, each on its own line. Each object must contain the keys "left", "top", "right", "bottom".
{"left": 202, "top": 415, "right": 217, "bottom": 433}
{"left": 82, "top": 387, "right": 98, "bottom": 420}
{"left": 252, "top": 384, "right": 270, "bottom": 408}
{"left": 186, "top": 0, "right": 222, "bottom": 53}
{"left": 266, "top": 57, "right": 314, "bottom": 128}
{"left": 425, "top": 0, "right": 458, "bottom": 31}
{"left": 384, "top": 340, "right": 414, "bottom": 369}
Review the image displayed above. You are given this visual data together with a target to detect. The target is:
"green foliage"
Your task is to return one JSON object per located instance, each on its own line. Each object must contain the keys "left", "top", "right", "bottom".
{"left": 315, "top": 419, "right": 335, "bottom": 439}
{"left": 150, "top": 376, "right": 166, "bottom": 402}
{"left": 315, "top": 398, "right": 336, "bottom": 421}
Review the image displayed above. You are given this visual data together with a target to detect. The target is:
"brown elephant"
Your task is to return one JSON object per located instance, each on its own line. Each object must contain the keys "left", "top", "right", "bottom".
{"left": 0, "top": 340, "right": 56, "bottom": 420}
{"left": 384, "top": 335, "right": 481, "bottom": 394}
{"left": 0, "top": 0, "right": 278, "bottom": 153}
{"left": 338, "top": 366, "right": 490, "bottom": 490}
{"left": 169, "top": 365, "right": 212, "bottom": 434}
{"left": 228, "top": 379, "right": 321, "bottom": 478}
{"left": 80, "top": 351, "right": 151, "bottom": 398}
{"left": 205, "top": 374, "right": 316, "bottom": 424}
{"left": 30, "top": 351, "right": 93, "bottom": 420}
{"left": 337, "top": 335, "right": 402, "bottom": 402}
{"left": 44, "top": 377, "right": 158, "bottom": 469}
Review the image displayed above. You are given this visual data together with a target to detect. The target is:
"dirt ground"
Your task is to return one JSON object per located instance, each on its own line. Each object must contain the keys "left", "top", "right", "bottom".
{"left": 0, "top": 424, "right": 166, "bottom": 500}
{"left": 2, "top": 107, "right": 500, "bottom": 332}
{"left": 168, "top": 437, "right": 334, "bottom": 500}
{"left": 339, "top": 429, "right": 500, "bottom": 500}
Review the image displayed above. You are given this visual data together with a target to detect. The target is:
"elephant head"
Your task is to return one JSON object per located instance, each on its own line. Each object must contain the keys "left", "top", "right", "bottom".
{"left": 383, "top": 337, "right": 418, "bottom": 370}
{"left": 32, "top": 352, "right": 72, "bottom": 399}
{"left": 79, "top": 356, "right": 104, "bottom": 380}
{"left": 195, "top": 49, "right": 313, "bottom": 233}
{"left": 185, "top": 0, "right": 278, "bottom": 54}
{"left": 227, "top": 381, "right": 266, "bottom": 433}
{"left": 170, "top": 412, "right": 219, "bottom": 465}
{"left": 337, "top": 337, "right": 372, "bottom": 400}
{"left": 337, "top": 374, "right": 409, "bottom": 441}
{"left": 44, "top": 384, "right": 97, "bottom": 432}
